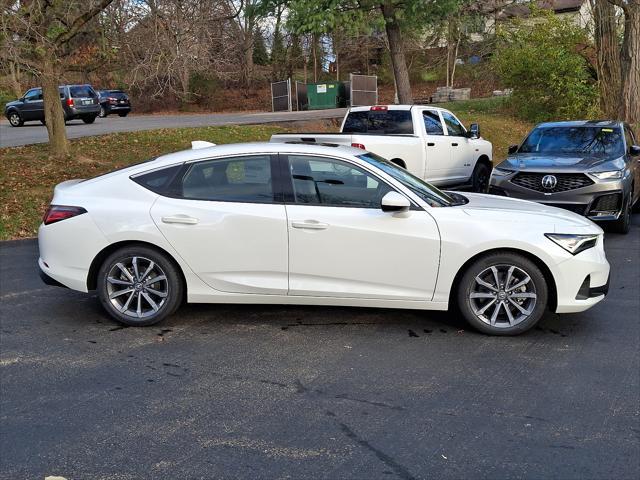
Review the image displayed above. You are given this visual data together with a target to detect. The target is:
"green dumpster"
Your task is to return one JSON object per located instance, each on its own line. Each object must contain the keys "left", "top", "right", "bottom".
{"left": 306, "top": 82, "right": 346, "bottom": 110}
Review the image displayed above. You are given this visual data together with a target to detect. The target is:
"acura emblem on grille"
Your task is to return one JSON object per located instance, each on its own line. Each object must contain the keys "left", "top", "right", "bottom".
{"left": 541, "top": 175, "right": 558, "bottom": 190}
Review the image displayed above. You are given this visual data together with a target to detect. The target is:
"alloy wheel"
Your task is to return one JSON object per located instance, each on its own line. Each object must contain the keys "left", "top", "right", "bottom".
{"left": 106, "top": 256, "right": 169, "bottom": 319}
{"left": 9, "top": 113, "right": 21, "bottom": 126}
{"left": 469, "top": 264, "right": 537, "bottom": 328}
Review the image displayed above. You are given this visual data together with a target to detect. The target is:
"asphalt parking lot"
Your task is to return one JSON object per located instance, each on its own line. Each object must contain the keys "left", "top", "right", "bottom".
{"left": 1, "top": 216, "right": 638, "bottom": 480}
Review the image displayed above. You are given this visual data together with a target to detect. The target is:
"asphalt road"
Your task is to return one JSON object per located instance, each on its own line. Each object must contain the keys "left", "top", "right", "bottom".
{"left": 1, "top": 217, "right": 639, "bottom": 480}
{"left": 0, "top": 109, "right": 347, "bottom": 148}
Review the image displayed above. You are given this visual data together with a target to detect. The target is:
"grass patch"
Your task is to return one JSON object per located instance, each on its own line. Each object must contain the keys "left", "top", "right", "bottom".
{"left": 0, "top": 105, "right": 532, "bottom": 240}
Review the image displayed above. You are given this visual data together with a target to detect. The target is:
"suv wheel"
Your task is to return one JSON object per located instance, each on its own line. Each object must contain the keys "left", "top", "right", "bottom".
{"left": 118, "top": 112, "right": 129, "bottom": 117}
{"left": 99, "top": 105, "right": 107, "bottom": 118}
{"left": 471, "top": 162, "right": 491, "bottom": 193}
{"left": 456, "top": 252, "right": 548, "bottom": 335}
{"left": 97, "top": 246, "right": 183, "bottom": 326}
{"left": 82, "top": 115, "right": 97, "bottom": 124}
{"left": 608, "top": 192, "right": 632, "bottom": 234}
{"left": 8, "top": 112, "right": 23, "bottom": 127}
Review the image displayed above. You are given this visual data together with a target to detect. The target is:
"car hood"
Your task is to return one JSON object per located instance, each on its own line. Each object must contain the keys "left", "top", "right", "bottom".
{"left": 456, "top": 192, "right": 601, "bottom": 232}
{"left": 5, "top": 100, "right": 21, "bottom": 108}
{"left": 498, "top": 153, "right": 624, "bottom": 172}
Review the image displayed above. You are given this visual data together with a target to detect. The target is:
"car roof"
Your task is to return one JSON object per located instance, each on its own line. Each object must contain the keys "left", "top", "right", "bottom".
{"left": 146, "top": 142, "right": 366, "bottom": 170}
{"left": 535, "top": 120, "right": 622, "bottom": 128}
{"left": 349, "top": 105, "right": 448, "bottom": 112}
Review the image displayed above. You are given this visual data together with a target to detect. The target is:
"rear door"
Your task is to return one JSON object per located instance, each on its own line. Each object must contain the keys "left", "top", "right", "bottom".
{"left": 149, "top": 154, "right": 289, "bottom": 295}
{"left": 282, "top": 153, "right": 440, "bottom": 300}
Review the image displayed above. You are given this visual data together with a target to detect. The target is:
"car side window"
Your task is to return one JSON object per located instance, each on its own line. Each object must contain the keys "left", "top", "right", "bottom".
{"left": 441, "top": 111, "right": 466, "bottom": 137}
{"left": 423, "top": 110, "right": 444, "bottom": 135}
{"left": 180, "top": 155, "right": 274, "bottom": 203}
{"left": 287, "top": 155, "right": 393, "bottom": 208}
{"left": 24, "top": 89, "right": 42, "bottom": 101}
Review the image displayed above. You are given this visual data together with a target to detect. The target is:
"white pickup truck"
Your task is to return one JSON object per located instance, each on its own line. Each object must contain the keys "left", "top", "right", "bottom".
{"left": 271, "top": 105, "right": 493, "bottom": 191}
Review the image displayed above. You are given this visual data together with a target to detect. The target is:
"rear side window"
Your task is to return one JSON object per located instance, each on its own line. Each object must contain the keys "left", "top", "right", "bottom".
{"left": 180, "top": 155, "right": 273, "bottom": 203}
{"left": 423, "top": 110, "right": 444, "bottom": 135}
{"left": 70, "top": 86, "right": 97, "bottom": 98}
{"left": 343, "top": 110, "right": 414, "bottom": 134}
{"left": 131, "top": 164, "right": 183, "bottom": 195}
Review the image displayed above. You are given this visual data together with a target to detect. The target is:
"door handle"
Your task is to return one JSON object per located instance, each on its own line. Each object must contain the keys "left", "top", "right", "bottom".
{"left": 291, "top": 220, "right": 329, "bottom": 230}
{"left": 161, "top": 215, "right": 199, "bottom": 225}
{"left": 451, "top": 143, "right": 459, "bottom": 146}
{"left": 427, "top": 142, "right": 435, "bottom": 146}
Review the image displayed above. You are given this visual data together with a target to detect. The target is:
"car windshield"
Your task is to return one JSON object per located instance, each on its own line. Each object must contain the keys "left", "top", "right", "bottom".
{"left": 358, "top": 153, "right": 457, "bottom": 207}
{"left": 519, "top": 126, "right": 624, "bottom": 156}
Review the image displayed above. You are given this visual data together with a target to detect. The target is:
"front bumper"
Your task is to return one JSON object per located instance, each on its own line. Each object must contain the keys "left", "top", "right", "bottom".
{"left": 490, "top": 172, "right": 630, "bottom": 221}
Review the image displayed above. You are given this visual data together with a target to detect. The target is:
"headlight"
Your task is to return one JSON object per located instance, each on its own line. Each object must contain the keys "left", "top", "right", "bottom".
{"left": 545, "top": 233, "right": 599, "bottom": 255}
{"left": 492, "top": 167, "right": 513, "bottom": 176}
{"left": 591, "top": 170, "right": 624, "bottom": 180}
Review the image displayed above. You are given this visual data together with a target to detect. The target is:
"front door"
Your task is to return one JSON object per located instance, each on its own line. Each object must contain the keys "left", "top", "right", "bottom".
{"left": 422, "top": 109, "right": 456, "bottom": 185}
{"left": 283, "top": 154, "right": 441, "bottom": 300}
{"left": 441, "top": 110, "right": 474, "bottom": 182}
{"left": 21, "top": 89, "right": 43, "bottom": 120}
{"left": 150, "top": 154, "right": 289, "bottom": 295}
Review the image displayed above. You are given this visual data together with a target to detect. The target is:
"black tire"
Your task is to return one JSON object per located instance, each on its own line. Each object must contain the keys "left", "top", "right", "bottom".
{"left": 97, "top": 246, "right": 183, "bottom": 326}
{"left": 98, "top": 105, "right": 107, "bottom": 118}
{"left": 471, "top": 162, "right": 491, "bottom": 193}
{"left": 7, "top": 111, "right": 23, "bottom": 127}
{"left": 118, "top": 112, "right": 129, "bottom": 117}
{"left": 40, "top": 119, "right": 46, "bottom": 125}
{"left": 456, "top": 252, "right": 548, "bottom": 336}
{"left": 607, "top": 192, "right": 632, "bottom": 234}
{"left": 390, "top": 158, "right": 406, "bottom": 169}
{"left": 82, "top": 115, "right": 97, "bottom": 124}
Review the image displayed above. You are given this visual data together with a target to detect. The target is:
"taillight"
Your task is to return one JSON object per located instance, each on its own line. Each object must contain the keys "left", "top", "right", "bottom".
{"left": 66, "top": 98, "right": 74, "bottom": 107}
{"left": 43, "top": 205, "right": 87, "bottom": 225}
{"left": 351, "top": 143, "right": 366, "bottom": 150}
{"left": 108, "top": 97, "right": 117, "bottom": 104}
{"left": 370, "top": 106, "right": 388, "bottom": 111}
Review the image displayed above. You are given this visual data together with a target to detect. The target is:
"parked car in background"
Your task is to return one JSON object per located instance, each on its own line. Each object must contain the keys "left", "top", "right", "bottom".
{"left": 271, "top": 105, "right": 494, "bottom": 192}
{"left": 38, "top": 142, "right": 609, "bottom": 335}
{"left": 97, "top": 89, "right": 131, "bottom": 118}
{"left": 490, "top": 121, "right": 640, "bottom": 234}
{"left": 4, "top": 85, "right": 100, "bottom": 127}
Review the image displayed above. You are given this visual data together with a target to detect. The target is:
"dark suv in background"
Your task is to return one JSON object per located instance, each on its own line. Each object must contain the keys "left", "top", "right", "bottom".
{"left": 4, "top": 84, "right": 100, "bottom": 127}
{"left": 97, "top": 90, "right": 131, "bottom": 118}
{"left": 490, "top": 120, "right": 640, "bottom": 234}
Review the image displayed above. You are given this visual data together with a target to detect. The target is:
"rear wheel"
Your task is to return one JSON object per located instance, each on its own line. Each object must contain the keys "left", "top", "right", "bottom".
{"left": 471, "top": 162, "right": 491, "bottom": 193}
{"left": 118, "top": 112, "right": 129, "bottom": 117}
{"left": 607, "top": 192, "right": 632, "bottom": 234}
{"left": 8, "top": 111, "right": 23, "bottom": 127}
{"left": 456, "top": 252, "right": 548, "bottom": 335}
{"left": 97, "top": 246, "right": 183, "bottom": 326}
{"left": 82, "top": 115, "right": 97, "bottom": 124}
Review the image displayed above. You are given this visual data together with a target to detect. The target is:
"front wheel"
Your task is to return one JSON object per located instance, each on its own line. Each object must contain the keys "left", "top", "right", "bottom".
{"left": 471, "top": 162, "right": 491, "bottom": 193}
{"left": 8, "top": 112, "right": 23, "bottom": 127}
{"left": 99, "top": 105, "right": 107, "bottom": 118}
{"left": 607, "top": 192, "right": 632, "bottom": 234}
{"left": 97, "top": 246, "right": 183, "bottom": 326}
{"left": 456, "top": 252, "right": 548, "bottom": 335}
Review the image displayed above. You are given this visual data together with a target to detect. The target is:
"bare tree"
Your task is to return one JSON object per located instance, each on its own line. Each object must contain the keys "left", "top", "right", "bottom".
{"left": 1, "top": 0, "right": 115, "bottom": 157}
{"left": 592, "top": 0, "right": 621, "bottom": 118}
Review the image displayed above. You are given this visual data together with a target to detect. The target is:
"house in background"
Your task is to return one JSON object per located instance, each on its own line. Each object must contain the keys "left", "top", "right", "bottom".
{"left": 495, "top": 0, "right": 593, "bottom": 30}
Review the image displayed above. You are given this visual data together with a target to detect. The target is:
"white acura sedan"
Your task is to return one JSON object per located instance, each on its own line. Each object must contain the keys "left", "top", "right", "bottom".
{"left": 38, "top": 142, "right": 610, "bottom": 335}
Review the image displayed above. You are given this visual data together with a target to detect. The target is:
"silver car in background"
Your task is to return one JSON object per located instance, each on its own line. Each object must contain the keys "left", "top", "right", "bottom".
{"left": 490, "top": 121, "right": 640, "bottom": 234}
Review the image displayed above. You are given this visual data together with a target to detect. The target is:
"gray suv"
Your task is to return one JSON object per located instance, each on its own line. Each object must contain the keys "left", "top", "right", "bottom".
{"left": 490, "top": 121, "right": 640, "bottom": 234}
{"left": 5, "top": 84, "right": 100, "bottom": 127}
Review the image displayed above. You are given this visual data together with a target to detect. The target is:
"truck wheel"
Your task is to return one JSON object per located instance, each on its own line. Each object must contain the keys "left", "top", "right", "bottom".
{"left": 8, "top": 112, "right": 23, "bottom": 127}
{"left": 390, "top": 159, "right": 406, "bottom": 169}
{"left": 471, "top": 163, "right": 491, "bottom": 193}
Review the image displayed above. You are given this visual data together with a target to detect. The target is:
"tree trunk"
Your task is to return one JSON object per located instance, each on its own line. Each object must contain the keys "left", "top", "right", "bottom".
{"left": 242, "top": 30, "right": 254, "bottom": 87}
{"left": 41, "top": 58, "right": 69, "bottom": 157}
{"left": 618, "top": 3, "right": 640, "bottom": 129}
{"left": 593, "top": 0, "right": 621, "bottom": 118}
{"left": 8, "top": 61, "right": 22, "bottom": 98}
{"left": 381, "top": 2, "right": 412, "bottom": 104}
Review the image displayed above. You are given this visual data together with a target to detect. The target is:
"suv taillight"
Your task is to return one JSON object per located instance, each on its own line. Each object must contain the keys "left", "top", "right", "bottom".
{"left": 66, "top": 98, "right": 74, "bottom": 107}
{"left": 43, "top": 205, "right": 87, "bottom": 225}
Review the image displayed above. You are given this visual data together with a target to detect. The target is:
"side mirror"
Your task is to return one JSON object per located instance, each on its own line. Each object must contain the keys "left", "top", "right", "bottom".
{"left": 630, "top": 145, "right": 640, "bottom": 156}
{"left": 508, "top": 144, "right": 519, "bottom": 154}
{"left": 468, "top": 123, "right": 480, "bottom": 138}
{"left": 381, "top": 191, "right": 410, "bottom": 215}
